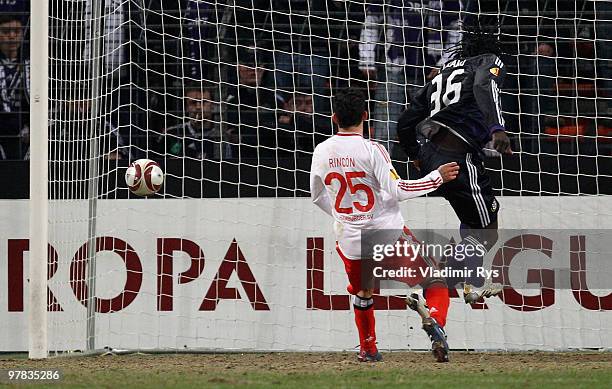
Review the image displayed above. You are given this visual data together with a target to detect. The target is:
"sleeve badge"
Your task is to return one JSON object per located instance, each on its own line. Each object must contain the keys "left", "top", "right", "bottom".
{"left": 390, "top": 169, "right": 400, "bottom": 180}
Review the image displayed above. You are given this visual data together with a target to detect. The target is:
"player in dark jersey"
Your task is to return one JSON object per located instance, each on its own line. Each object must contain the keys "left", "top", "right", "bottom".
{"left": 397, "top": 24, "right": 510, "bottom": 302}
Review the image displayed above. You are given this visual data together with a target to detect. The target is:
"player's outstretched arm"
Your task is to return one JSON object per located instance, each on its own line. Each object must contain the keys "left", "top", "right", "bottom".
{"left": 394, "top": 161, "right": 459, "bottom": 200}
{"left": 391, "top": 162, "right": 459, "bottom": 201}
{"left": 371, "top": 142, "right": 448, "bottom": 202}
{"left": 394, "top": 171, "right": 444, "bottom": 201}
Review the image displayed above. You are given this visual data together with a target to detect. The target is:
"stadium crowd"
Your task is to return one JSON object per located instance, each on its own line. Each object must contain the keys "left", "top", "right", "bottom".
{"left": 0, "top": 0, "right": 610, "bottom": 165}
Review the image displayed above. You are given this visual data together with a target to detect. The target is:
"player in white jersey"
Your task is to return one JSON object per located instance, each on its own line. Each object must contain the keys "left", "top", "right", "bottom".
{"left": 310, "top": 89, "right": 459, "bottom": 362}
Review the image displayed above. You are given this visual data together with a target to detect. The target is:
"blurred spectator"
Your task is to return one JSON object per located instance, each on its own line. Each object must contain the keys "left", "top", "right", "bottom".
{"left": 183, "top": 0, "right": 220, "bottom": 81}
{"left": 0, "top": 13, "right": 28, "bottom": 159}
{"left": 538, "top": 42, "right": 555, "bottom": 57}
{"left": 359, "top": 1, "right": 461, "bottom": 152}
{"left": 423, "top": 18, "right": 462, "bottom": 82}
{"left": 277, "top": 89, "right": 331, "bottom": 155}
{"left": 84, "top": 0, "right": 126, "bottom": 79}
{"left": 327, "top": 0, "right": 365, "bottom": 90}
{"left": 40, "top": 83, "right": 128, "bottom": 162}
{"left": 154, "top": 85, "right": 222, "bottom": 159}
{"left": 224, "top": 47, "right": 283, "bottom": 160}
{"left": 231, "top": 0, "right": 272, "bottom": 46}
{"left": 269, "top": 1, "right": 333, "bottom": 116}
{"left": 530, "top": 42, "right": 558, "bottom": 136}
{"left": 129, "top": 0, "right": 185, "bottom": 137}
{"left": 0, "top": 0, "right": 28, "bottom": 14}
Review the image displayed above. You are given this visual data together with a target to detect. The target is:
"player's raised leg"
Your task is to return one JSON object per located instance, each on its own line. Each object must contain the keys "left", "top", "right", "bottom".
{"left": 397, "top": 23, "right": 512, "bottom": 303}
{"left": 406, "top": 284, "right": 450, "bottom": 363}
{"left": 385, "top": 227, "right": 451, "bottom": 362}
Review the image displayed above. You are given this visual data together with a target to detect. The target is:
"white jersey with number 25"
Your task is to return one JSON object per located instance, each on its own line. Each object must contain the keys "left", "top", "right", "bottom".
{"left": 310, "top": 133, "right": 442, "bottom": 260}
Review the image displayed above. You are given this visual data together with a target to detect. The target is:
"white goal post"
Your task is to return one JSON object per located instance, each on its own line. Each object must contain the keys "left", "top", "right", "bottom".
{"left": 17, "top": 0, "right": 612, "bottom": 358}
{"left": 28, "top": 0, "right": 49, "bottom": 360}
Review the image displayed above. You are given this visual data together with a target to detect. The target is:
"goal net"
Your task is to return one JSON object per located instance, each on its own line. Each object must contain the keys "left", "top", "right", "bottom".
{"left": 16, "top": 0, "right": 612, "bottom": 356}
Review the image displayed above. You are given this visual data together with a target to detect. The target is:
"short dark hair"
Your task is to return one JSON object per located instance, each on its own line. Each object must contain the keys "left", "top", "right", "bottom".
{"left": 333, "top": 89, "right": 366, "bottom": 128}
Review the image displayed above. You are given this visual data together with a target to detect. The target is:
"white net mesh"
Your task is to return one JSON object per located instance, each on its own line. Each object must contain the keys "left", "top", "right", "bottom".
{"left": 18, "top": 0, "right": 609, "bottom": 353}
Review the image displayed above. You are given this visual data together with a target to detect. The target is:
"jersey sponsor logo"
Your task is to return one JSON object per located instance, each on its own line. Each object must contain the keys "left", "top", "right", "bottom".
{"left": 337, "top": 213, "right": 374, "bottom": 222}
{"left": 390, "top": 169, "right": 400, "bottom": 180}
{"left": 490, "top": 67, "right": 500, "bottom": 77}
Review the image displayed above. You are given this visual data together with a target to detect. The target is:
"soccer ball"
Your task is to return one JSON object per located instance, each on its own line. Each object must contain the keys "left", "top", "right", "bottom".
{"left": 125, "top": 159, "right": 164, "bottom": 196}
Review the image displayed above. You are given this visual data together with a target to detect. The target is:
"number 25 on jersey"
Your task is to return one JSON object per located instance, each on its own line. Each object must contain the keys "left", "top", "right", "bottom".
{"left": 324, "top": 171, "right": 374, "bottom": 214}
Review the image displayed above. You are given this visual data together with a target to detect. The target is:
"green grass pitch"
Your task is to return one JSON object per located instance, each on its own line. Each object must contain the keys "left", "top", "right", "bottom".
{"left": 1, "top": 352, "right": 610, "bottom": 388}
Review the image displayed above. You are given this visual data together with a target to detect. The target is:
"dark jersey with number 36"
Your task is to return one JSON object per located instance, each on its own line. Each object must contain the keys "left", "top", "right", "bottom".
{"left": 398, "top": 53, "right": 507, "bottom": 158}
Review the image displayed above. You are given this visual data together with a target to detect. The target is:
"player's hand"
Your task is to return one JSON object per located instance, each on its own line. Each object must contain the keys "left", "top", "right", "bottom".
{"left": 492, "top": 131, "right": 513, "bottom": 155}
{"left": 437, "top": 162, "right": 460, "bottom": 183}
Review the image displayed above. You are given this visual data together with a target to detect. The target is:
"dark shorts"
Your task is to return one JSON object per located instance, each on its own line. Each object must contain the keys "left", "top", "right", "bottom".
{"left": 419, "top": 142, "right": 499, "bottom": 228}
